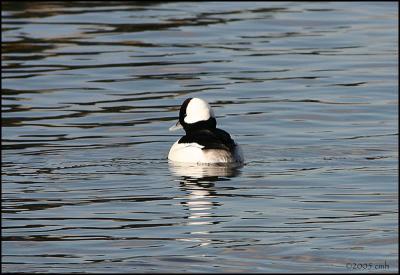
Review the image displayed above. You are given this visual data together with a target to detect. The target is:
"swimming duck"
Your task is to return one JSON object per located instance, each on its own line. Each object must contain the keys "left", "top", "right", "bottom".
{"left": 168, "top": 98, "right": 244, "bottom": 164}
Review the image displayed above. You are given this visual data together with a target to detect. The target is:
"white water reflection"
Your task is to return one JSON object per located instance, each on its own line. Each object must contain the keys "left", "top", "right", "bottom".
{"left": 170, "top": 162, "right": 242, "bottom": 248}
{"left": 182, "top": 185, "right": 213, "bottom": 247}
{"left": 169, "top": 161, "right": 243, "bottom": 178}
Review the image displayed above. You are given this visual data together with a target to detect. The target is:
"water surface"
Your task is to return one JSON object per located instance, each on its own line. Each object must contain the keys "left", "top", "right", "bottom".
{"left": 2, "top": 1, "right": 398, "bottom": 273}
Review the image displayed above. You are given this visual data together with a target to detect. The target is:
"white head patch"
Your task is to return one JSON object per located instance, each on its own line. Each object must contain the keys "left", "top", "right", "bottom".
{"left": 184, "top": 98, "right": 214, "bottom": 124}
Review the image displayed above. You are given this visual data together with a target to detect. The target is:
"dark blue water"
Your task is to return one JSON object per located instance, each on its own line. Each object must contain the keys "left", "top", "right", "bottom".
{"left": 2, "top": 1, "right": 398, "bottom": 273}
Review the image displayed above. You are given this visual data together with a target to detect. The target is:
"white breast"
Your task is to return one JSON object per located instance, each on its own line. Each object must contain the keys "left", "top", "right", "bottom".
{"left": 168, "top": 140, "right": 244, "bottom": 164}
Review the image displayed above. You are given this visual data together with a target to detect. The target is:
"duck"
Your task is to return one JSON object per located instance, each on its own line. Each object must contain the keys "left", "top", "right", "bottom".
{"left": 168, "top": 98, "right": 244, "bottom": 164}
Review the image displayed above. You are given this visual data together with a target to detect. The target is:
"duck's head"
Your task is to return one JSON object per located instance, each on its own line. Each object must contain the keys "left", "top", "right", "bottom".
{"left": 169, "top": 98, "right": 216, "bottom": 132}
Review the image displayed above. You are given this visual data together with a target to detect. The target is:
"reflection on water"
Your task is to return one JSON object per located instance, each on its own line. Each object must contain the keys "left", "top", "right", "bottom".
{"left": 2, "top": 1, "right": 398, "bottom": 273}
{"left": 171, "top": 162, "right": 241, "bottom": 248}
{"left": 169, "top": 162, "right": 242, "bottom": 179}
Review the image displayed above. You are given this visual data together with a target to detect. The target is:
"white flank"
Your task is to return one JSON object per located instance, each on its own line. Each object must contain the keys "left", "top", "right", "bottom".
{"left": 168, "top": 140, "right": 244, "bottom": 164}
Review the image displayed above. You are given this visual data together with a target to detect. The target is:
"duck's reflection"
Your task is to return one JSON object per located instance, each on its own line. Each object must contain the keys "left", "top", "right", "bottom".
{"left": 169, "top": 161, "right": 242, "bottom": 179}
{"left": 169, "top": 162, "right": 242, "bottom": 247}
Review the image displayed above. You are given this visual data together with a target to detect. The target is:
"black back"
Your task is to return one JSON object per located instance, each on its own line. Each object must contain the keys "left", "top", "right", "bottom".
{"left": 178, "top": 128, "right": 236, "bottom": 152}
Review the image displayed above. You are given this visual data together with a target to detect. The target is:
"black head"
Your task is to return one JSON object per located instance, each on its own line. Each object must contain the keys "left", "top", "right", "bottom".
{"left": 178, "top": 98, "right": 217, "bottom": 132}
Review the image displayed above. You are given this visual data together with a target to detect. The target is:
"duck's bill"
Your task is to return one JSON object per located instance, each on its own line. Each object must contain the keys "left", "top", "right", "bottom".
{"left": 169, "top": 121, "right": 183, "bottom": 131}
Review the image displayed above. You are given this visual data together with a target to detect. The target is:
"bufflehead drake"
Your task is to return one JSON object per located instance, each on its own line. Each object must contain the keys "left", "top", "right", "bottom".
{"left": 168, "top": 98, "right": 244, "bottom": 164}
